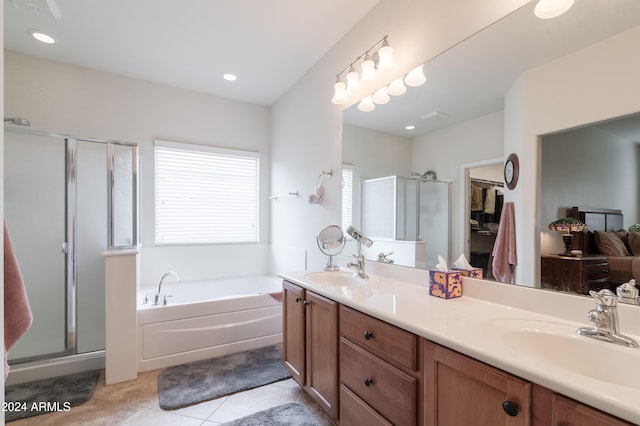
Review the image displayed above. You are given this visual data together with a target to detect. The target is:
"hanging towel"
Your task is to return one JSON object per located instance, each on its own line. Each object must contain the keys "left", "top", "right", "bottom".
{"left": 484, "top": 188, "right": 496, "bottom": 215}
{"left": 491, "top": 202, "right": 517, "bottom": 284}
{"left": 4, "top": 220, "right": 33, "bottom": 379}
{"left": 470, "top": 186, "right": 483, "bottom": 211}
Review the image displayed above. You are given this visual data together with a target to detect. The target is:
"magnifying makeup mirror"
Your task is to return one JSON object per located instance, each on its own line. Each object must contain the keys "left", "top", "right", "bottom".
{"left": 317, "top": 225, "right": 346, "bottom": 271}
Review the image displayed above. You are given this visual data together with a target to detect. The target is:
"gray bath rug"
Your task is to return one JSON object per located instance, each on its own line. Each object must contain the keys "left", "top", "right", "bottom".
{"left": 221, "top": 402, "right": 321, "bottom": 425}
{"left": 158, "top": 344, "right": 291, "bottom": 410}
{"left": 4, "top": 369, "right": 100, "bottom": 422}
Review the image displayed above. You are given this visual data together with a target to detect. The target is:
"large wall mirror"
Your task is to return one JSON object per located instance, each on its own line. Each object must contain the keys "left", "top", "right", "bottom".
{"left": 342, "top": 0, "right": 640, "bottom": 298}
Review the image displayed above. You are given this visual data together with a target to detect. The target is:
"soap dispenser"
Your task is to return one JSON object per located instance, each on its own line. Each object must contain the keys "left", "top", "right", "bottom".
{"left": 616, "top": 279, "right": 639, "bottom": 305}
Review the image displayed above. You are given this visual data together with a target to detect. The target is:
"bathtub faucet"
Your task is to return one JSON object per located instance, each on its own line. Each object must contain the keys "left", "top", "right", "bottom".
{"left": 155, "top": 271, "right": 181, "bottom": 305}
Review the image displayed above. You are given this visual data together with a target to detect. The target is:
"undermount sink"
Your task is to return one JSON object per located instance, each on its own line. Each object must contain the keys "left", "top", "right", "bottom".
{"left": 486, "top": 319, "right": 640, "bottom": 388}
{"left": 303, "top": 271, "right": 365, "bottom": 287}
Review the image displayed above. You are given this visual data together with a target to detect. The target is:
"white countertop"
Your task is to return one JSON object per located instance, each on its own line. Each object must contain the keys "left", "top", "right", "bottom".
{"left": 279, "top": 268, "right": 640, "bottom": 424}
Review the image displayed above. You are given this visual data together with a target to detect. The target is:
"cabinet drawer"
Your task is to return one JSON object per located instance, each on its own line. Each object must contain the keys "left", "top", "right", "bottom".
{"left": 586, "top": 262, "right": 609, "bottom": 281}
{"left": 340, "top": 305, "right": 418, "bottom": 371}
{"left": 340, "top": 384, "right": 392, "bottom": 426}
{"left": 340, "top": 339, "right": 417, "bottom": 426}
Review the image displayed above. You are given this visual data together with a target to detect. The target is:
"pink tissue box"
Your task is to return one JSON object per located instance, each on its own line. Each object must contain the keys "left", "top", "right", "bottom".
{"left": 429, "top": 270, "right": 462, "bottom": 299}
{"left": 452, "top": 267, "right": 483, "bottom": 279}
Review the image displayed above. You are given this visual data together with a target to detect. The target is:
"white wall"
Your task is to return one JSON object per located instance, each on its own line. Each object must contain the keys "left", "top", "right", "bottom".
{"left": 343, "top": 124, "right": 412, "bottom": 230}
{"left": 270, "top": 0, "right": 528, "bottom": 273}
{"left": 506, "top": 25, "right": 640, "bottom": 286}
{"left": 4, "top": 50, "right": 272, "bottom": 285}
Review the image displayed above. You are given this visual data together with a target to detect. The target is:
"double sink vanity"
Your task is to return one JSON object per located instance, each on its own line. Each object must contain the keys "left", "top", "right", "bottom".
{"left": 280, "top": 265, "right": 640, "bottom": 425}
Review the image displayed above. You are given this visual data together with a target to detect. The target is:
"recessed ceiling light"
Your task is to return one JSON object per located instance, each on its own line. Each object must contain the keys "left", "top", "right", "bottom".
{"left": 28, "top": 29, "right": 55, "bottom": 44}
{"left": 223, "top": 73, "right": 237, "bottom": 82}
{"left": 405, "top": 125, "right": 416, "bottom": 130}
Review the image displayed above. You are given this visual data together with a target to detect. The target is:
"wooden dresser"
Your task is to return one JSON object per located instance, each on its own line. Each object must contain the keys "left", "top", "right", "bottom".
{"left": 540, "top": 254, "right": 609, "bottom": 295}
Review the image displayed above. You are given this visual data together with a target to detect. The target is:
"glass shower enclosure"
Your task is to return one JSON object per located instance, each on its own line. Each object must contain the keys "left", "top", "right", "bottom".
{"left": 4, "top": 129, "right": 138, "bottom": 366}
{"left": 360, "top": 175, "right": 452, "bottom": 269}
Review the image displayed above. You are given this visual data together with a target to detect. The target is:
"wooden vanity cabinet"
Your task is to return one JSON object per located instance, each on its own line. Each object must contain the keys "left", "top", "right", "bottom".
{"left": 339, "top": 305, "right": 421, "bottom": 426}
{"left": 424, "top": 340, "right": 531, "bottom": 426}
{"left": 283, "top": 280, "right": 633, "bottom": 425}
{"left": 282, "top": 281, "right": 339, "bottom": 421}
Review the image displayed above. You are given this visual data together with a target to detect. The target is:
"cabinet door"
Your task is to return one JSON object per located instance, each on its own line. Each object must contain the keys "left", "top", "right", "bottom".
{"left": 424, "top": 341, "right": 531, "bottom": 426}
{"left": 552, "top": 394, "right": 632, "bottom": 426}
{"left": 306, "top": 290, "right": 339, "bottom": 421}
{"left": 282, "top": 281, "right": 305, "bottom": 386}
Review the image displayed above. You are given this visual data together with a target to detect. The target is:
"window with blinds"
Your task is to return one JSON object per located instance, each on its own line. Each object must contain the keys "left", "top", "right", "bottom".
{"left": 155, "top": 140, "right": 260, "bottom": 244}
{"left": 342, "top": 165, "right": 354, "bottom": 231}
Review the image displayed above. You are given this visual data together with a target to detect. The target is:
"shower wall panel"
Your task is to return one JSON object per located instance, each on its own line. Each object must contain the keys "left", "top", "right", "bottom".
{"left": 4, "top": 132, "right": 66, "bottom": 360}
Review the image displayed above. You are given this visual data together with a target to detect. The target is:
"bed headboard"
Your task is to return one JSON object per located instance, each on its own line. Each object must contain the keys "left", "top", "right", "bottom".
{"left": 568, "top": 206, "right": 624, "bottom": 254}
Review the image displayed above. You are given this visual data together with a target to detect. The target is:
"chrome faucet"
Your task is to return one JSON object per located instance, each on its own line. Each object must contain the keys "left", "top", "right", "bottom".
{"left": 348, "top": 254, "right": 368, "bottom": 279}
{"left": 377, "top": 251, "right": 394, "bottom": 264}
{"left": 155, "top": 271, "right": 181, "bottom": 305}
{"left": 577, "top": 289, "right": 639, "bottom": 348}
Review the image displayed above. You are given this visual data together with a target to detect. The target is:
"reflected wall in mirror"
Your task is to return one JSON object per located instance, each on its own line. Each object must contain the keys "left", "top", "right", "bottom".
{"left": 341, "top": 0, "right": 640, "bottom": 294}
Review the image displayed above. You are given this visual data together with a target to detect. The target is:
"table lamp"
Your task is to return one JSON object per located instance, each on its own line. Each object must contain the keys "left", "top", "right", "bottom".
{"left": 548, "top": 217, "right": 587, "bottom": 256}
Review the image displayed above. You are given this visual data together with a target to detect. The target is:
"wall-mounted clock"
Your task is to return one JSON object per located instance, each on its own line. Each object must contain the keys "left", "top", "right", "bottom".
{"left": 504, "top": 153, "right": 519, "bottom": 190}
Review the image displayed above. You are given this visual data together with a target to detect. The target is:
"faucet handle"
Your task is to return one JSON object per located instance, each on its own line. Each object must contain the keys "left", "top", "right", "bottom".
{"left": 589, "top": 289, "right": 617, "bottom": 307}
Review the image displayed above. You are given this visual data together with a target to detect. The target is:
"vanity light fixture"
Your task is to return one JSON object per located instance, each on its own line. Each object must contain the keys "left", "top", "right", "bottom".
{"left": 387, "top": 77, "right": 407, "bottom": 96}
{"left": 331, "top": 78, "right": 349, "bottom": 104}
{"left": 345, "top": 65, "right": 361, "bottom": 96}
{"left": 376, "top": 38, "right": 396, "bottom": 75}
{"left": 534, "top": 0, "right": 575, "bottom": 19}
{"left": 360, "top": 53, "right": 378, "bottom": 85}
{"left": 372, "top": 87, "right": 390, "bottom": 105}
{"left": 331, "top": 35, "right": 397, "bottom": 105}
{"left": 404, "top": 64, "right": 427, "bottom": 87}
{"left": 358, "top": 95, "right": 376, "bottom": 112}
{"left": 331, "top": 35, "right": 426, "bottom": 111}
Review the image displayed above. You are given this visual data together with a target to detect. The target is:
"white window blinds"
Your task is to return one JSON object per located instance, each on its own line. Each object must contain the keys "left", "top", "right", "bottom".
{"left": 155, "top": 140, "right": 260, "bottom": 244}
{"left": 342, "top": 165, "right": 354, "bottom": 231}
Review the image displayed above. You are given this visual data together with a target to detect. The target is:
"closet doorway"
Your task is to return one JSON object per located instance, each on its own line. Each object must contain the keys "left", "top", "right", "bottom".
{"left": 463, "top": 160, "right": 504, "bottom": 280}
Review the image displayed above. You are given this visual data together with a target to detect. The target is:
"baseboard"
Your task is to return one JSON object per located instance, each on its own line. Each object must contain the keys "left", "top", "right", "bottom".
{"left": 5, "top": 351, "right": 105, "bottom": 386}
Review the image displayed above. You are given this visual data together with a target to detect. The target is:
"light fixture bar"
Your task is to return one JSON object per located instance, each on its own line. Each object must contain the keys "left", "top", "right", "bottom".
{"left": 332, "top": 35, "right": 426, "bottom": 109}
{"left": 334, "top": 35, "right": 390, "bottom": 79}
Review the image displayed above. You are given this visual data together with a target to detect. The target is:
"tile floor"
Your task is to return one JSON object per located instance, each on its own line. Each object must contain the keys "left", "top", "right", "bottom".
{"left": 10, "top": 369, "right": 335, "bottom": 425}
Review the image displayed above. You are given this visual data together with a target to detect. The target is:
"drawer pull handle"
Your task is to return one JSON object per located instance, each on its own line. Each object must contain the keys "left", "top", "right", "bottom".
{"left": 502, "top": 400, "right": 518, "bottom": 417}
{"left": 295, "top": 296, "right": 301, "bottom": 303}
{"left": 363, "top": 330, "right": 374, "bottom": 340}
{"left": 363, "top": 376, "right": 374, "bottom": 387}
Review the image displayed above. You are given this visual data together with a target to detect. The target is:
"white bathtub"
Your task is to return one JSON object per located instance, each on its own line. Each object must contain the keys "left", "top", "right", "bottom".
{"left": 137, "top": 275, "right": 283, "bottom": 371}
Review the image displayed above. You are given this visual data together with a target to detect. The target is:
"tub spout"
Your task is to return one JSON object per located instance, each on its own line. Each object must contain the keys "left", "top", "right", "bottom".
{"left": 155, "top": 271, "right": 181, "bottom": 305}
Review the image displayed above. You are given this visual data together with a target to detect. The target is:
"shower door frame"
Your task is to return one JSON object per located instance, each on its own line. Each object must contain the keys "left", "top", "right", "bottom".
{"left": 4, "top": 128, "right": 138, "bottom": 364}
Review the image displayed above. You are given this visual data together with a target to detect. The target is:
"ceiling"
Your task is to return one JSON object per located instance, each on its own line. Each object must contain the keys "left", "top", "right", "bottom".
{"left": 343, "top": 0, "right": 640, "bottom": 141}
{"left": 4, "top": 0, "right": 381, "bottom": 106}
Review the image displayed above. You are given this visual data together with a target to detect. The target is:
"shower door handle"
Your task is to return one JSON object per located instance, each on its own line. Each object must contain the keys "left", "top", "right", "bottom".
{"left": 61, "top": 242, "right": 68, "bottom": 254}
